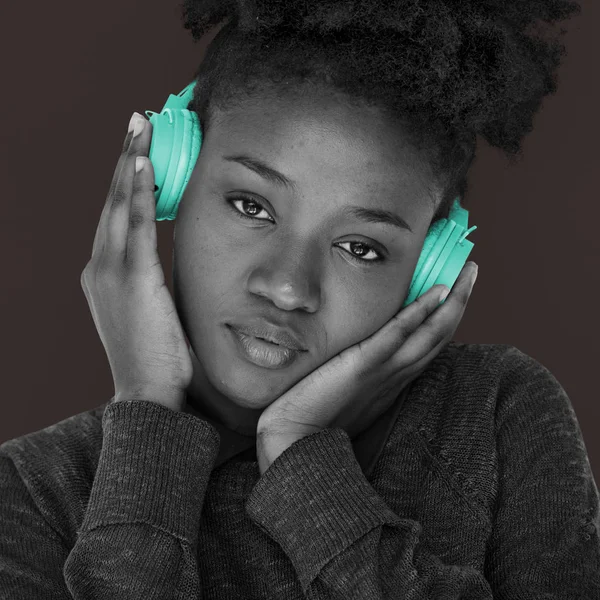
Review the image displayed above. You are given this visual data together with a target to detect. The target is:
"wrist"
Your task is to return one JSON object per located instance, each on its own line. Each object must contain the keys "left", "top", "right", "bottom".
{"left": 114, "top": 388, "right": 186, "bottom": 412}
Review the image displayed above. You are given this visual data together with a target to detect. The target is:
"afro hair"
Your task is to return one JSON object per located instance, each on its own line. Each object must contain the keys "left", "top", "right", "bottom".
{"left": 180, "top": 0, "right": 581, "bottom": 220}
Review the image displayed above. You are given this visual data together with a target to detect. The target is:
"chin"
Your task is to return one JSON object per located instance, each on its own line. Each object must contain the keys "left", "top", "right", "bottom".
{"left": 222, "top": 382, "right": 273, "bottom": 409}
{"left": 205, "top": 363, "right": 280, "bottom": 409}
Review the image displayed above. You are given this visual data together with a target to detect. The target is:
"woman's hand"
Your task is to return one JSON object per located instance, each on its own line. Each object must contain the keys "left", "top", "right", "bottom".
{"left": 256, "top": 262, "right": 478, "bottom": 474}
{"left": 80, "top": 112, "right": 193, "bottom": 412}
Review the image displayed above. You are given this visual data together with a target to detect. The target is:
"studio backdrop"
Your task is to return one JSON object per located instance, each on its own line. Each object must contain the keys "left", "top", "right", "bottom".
{"left": 0, "top": 0, "right": 598, "bottom": 482}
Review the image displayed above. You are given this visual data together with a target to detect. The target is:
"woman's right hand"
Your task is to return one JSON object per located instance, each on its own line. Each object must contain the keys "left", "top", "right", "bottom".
{"left": 80, "top": 112, "right": 194, "bottom": 412}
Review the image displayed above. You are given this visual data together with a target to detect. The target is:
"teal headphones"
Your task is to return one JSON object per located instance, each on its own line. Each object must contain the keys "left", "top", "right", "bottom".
{"left": 145, "top": 81, "right": 478, "bottom": 308}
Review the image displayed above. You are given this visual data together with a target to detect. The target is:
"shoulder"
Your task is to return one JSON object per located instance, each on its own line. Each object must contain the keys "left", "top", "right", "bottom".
{"left": 443, "top": 340, "right": 549, "bottom": 374}
{"left": 0, "top": 401, "right": 111, "bottom": 540}
{"left": 411, "top": 341, "right": 572, "bottom": 444}
{"left": 0, "top": 400, "right": 109, "bottom": 467}
{"left": 440, "top": 340, "right": 566, "bottom": 397}
{"left": 439, "top": 341, "right": 581, "bottom": 455}
{"left": 415, "top": 340, "right": 560, "bottom": 399}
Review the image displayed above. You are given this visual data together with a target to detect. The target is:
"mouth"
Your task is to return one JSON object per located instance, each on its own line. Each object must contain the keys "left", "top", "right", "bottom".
{"left": 255, "top": 335, "right": 281, "bottom": 346}
{"left": 226, "top": 322, "right": 306, "bottom": 352}
{"left": 226, "top": 324, "right": 302, "bottom": 369}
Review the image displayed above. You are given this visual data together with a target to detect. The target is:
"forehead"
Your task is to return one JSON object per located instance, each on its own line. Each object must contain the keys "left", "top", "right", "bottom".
{"left": 218, "top": 94, "right": 410, "bottom": 151}
{"left": 203, "top": 91, "right": 439, "bottom": 217}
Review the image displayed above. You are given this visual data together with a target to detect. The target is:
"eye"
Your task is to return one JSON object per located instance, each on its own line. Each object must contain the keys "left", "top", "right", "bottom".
{"left": 227, "top": 195, "right": 274, "bottom": 223}
{"left": 226, "top": 195, "right": 386, "bottom": 266}
{"left": 335, "top": 241, "right": 384, "bottom": 264}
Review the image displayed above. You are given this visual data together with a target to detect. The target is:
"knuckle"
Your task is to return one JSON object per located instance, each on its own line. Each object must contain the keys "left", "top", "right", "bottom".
{"left": 111, "top": 187, "right": 128, "bottom": 207}
{"left": 80, "top": 268, "right": 89, "bottom": 288}
{"left": 420, "top": 317, "right": 438, "bottom": 333}
{"left": 131, "top": 175, "right": 145, "bottom": 196}
{"left": 413, "top": 292, "right": 429, "bottom": 307}
{"left": 128, "top": 210, "right": 146, "bottom": 229}
{"left": 81, "top": 264, "right": 107, "bottom": 293}
{"left": 81, "top": 261, "right": 97, "bottom": 279}
{"left": 413, "top": 295, "right": 431, "bottom": 317}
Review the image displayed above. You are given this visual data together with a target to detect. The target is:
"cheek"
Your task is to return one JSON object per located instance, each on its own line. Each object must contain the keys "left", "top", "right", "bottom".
{"left": 173, "top": 212, "right": 233, "bottom": 324}
{"left": 175, "top": 186, "right": 230, "bottom": 267}
{"left": 323, "top": 295, "right": 398, "bottom": 358}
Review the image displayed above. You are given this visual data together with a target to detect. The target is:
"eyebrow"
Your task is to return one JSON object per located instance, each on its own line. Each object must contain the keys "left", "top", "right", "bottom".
{"left": 222, "top": 153, "right": 414, "bottom": 234}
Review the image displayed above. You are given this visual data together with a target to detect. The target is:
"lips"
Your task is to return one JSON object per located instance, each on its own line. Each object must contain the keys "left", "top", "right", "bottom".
{"left": 228, "top": 326, "right": 301, "bottom": 369}
{"left": 227, "top": 321, "right": 307, "bottom": 351}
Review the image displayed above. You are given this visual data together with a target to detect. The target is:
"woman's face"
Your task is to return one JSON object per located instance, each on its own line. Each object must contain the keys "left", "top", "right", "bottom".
{"left": 172, "top": 91, "right": 440, "bottom": 436}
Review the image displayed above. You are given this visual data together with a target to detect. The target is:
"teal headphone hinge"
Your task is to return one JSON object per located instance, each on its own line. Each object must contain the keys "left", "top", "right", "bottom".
{"left": 143, "top": 81, "right": 478, "bottom": 308}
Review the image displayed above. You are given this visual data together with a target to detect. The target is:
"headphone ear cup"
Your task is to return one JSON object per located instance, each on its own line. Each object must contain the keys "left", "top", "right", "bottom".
{"left": 145, "top": 108, "right": 203, "bottom": 221}
{"left": 402, "top": 199, "right": 477, "bottom": 308}
{"left": 403, "top": 220, "right": 447, "bottom": 308}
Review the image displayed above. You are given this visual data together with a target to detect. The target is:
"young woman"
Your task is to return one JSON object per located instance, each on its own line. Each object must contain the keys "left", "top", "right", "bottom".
{"left": 1, "top": 0, "right": 597, "bottom": 598}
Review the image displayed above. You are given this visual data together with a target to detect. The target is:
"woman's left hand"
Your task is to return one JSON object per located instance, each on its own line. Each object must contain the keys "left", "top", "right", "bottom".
{"left": 256, "top": 261, "right": 478, "bottom": 475}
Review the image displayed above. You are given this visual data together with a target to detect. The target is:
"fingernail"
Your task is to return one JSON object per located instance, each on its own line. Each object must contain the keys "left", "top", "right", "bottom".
{"left": 439, "top": 286, "right": 451, "bottom": 302}
{"left": 127, "top": 112, "right": 137, "bottom": 132}
{"left": 471, "top": 264, "right": 479, "bottom": 285}
{"left": 128, "top": 112, "right": 144, "bottom": 137}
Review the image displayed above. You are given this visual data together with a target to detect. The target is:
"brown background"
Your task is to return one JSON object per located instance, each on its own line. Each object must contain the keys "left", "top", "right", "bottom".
{"left": 1, "top": 1, "right": 598, "bottom": 480}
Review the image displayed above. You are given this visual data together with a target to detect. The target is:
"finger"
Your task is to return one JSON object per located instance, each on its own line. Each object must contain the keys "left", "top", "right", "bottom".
{"left": 126, "top": 155, "right": 158, "bottom": 268}
{"left": 104, "top": 113, "right": 153, "bottom": 264}
{"left": 401, "top": 261, "right": 477, "bottom": 333}
{"left": 391, "top": 261, "right": 478, "bottom": 368}
{"left": 91, "top": 113, "right": 140, "bottom": 258}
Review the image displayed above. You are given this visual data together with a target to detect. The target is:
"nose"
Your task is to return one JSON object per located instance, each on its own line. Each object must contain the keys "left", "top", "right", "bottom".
{"left": 247, "top": 242, "right": 321, "bottom": 312}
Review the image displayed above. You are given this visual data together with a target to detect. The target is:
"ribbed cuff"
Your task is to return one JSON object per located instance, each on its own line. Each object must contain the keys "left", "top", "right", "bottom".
{"left": 80, "top": 399, "right": 220, "bottom": 544}
{"left": 245, "top": 428, "right": 403, "bottom": 591}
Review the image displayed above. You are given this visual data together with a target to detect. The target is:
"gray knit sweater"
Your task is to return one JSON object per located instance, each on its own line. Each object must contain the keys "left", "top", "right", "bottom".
{"left": 0, "top": 341, "right": 598, "bottom": 599}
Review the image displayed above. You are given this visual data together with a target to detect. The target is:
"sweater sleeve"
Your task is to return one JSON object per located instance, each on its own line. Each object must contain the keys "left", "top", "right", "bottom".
{"left": 244, "top": 356, "right": 600, "bottom": 599}
{"left": 0, "top": 399, "right": 221, "bottom": 600}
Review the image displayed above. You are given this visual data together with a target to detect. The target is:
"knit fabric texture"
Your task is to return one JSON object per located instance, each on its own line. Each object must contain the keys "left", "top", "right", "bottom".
{"left": 0, "top": 341, "right": 599, "bottom": 599}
